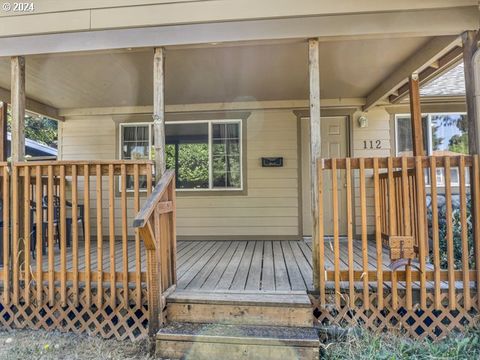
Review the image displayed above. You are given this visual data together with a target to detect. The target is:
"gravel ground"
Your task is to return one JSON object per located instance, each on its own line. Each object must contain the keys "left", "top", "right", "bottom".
{"left": 0, "top": 329, "right": 153, "bottom": 360}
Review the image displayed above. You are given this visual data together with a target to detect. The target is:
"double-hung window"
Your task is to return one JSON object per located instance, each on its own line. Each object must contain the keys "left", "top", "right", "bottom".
{"left": 395, "top": 113, "right": 469, "bottom": 187}
{"left": 120, "top": 120, "right": 243, "bottom": 191}
{"left": 120, "top": 123, "right": 151, "bottom": 190}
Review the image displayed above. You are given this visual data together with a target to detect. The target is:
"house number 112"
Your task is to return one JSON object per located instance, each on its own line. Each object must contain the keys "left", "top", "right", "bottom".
{"left": 363, "top": 140, "right": 381, "bottom": 149}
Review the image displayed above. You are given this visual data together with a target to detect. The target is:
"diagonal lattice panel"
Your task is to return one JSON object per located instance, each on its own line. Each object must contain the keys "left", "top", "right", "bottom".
{"left": 310, "top": 291, "right": 479, "bottom": 340}
{"left": 0, "top": 285, "right": 149, "bottom": 340}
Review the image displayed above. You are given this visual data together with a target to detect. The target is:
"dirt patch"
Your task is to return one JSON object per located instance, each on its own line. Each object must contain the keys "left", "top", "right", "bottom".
{"left": 0, "top": 329, "right": 153, "bottom": 360}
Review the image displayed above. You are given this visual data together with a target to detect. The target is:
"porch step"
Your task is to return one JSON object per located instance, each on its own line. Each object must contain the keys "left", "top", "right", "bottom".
{"left": 156, "top": 322, "right": 320, "bottom": 360}
{"left": 166, "top": 291, "right": 313, "bottom": 327}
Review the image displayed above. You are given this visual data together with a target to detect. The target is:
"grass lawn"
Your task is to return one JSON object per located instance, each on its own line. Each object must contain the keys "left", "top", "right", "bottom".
{"left": 321, "top": 326, "right": 480, "bottom": 360}
{"left": 0, "top": 326, "right": 478, "bottom": 359}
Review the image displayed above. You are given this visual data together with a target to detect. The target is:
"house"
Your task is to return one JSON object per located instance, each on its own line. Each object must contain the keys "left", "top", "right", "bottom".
{"left": 0, "top": 1, "right": 478, "bottom": 358}
{"left": 6, "top": 132, "right": 57, "bottom": 160}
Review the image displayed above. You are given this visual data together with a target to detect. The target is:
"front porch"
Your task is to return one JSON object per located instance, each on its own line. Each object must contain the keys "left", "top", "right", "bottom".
{"left": 0, "top": 154, "right": 473, "bottom": 342}
{"left": 0, "top": 11, "right": 477, "bottom": 346}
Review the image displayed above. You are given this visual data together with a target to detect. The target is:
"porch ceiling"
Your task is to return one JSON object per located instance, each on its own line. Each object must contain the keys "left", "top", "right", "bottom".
{"left": 0, "top": 36, "right": 433, "bottom": 109}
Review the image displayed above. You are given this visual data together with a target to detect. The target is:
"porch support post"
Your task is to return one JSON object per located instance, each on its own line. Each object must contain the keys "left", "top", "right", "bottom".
{"left": 309, "top": 38, "right": 321, "bottom": 291}
{"left": 11, "top": 56, "right": 25, "bottom": 162}
{"left": 153, "top": 47, "right": 166, "bottom": 182}
{"left": 408, "top": 72, "right": 424, "bottom": 157}
{"left": 464, "top": 30, "right": 480, "bottom": 309}
{"left": 463, "top": 30, "right": 480, "bottom": 154}
{"left": 0, "top": 102, "right": 7, "bottom": 161}
{"left": 11, "top": 56, "right": 26, "bottom": 274}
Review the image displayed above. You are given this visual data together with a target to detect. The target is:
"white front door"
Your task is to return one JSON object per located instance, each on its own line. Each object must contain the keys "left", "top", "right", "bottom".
{"left": 301, "top": 116, "right": 348, "bottom": 237}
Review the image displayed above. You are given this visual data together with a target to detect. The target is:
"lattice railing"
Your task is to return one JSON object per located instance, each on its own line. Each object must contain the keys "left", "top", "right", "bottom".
{"left": 0, "top": 160, "right": 155, "bottom": 339}
{"left": 318, "top": 155, "right": 480, "bottom": 312}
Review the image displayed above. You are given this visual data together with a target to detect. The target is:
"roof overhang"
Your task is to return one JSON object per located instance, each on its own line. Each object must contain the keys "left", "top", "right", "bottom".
{"left": 0, "top": 6, "right": 477, "bottom": 57}
{"left": 363, "top": 36, "right": 463, "bottom": 111}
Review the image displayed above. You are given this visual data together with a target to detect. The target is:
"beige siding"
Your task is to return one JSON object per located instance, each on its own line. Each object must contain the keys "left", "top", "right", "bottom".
{"left": 59, "top": 115, "right": 142, "bottom": 237}
{"left": 177, "top": 110, "right": 299, "bottom": 238}
{"left": 60, "top": 109, "right": 299, "bottom": 239}
{"left": 351, "top": 108, "right": 391, "bottom": 236}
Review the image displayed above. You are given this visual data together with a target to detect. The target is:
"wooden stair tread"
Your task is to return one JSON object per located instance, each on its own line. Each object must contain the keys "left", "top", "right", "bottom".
{"left": 167, "top": 290, "right": 312, "bottom": 307}
{"left": 157, "top": 322, "right": 319, "bottom": 347}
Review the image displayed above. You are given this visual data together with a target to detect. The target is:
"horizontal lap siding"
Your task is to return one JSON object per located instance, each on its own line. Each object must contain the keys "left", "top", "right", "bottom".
{"left": 351, "top": 108, "right": 391, "bottom": 236}
{"left": 59, "top": 116, "right": 145, "bottom": 237}
{"left": 176, "top": 110, "right": 299, "bottom": 238}
{"left": 60, "top": 110, "right": 299, "bottom": 239}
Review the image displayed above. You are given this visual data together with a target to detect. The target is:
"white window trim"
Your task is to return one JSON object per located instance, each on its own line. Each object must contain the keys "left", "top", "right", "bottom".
{"left": 119, "top": 122, "right": 152, "bottom": 192}
{"left": 119, "top": 122, "right": 153, "bottom": 160}
{"left": 394, "top": 112, "right": 469, "bottom": 188}
{"left": 119, "top": 119, "right": 243, "bottom": 192}
{"left": 395, "top": 112, "right": 468, "bottom": 155}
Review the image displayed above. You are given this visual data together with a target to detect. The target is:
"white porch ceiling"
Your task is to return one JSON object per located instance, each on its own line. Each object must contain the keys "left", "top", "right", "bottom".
{"left": 0, "top": 36, "right": 432, "bottom": 109}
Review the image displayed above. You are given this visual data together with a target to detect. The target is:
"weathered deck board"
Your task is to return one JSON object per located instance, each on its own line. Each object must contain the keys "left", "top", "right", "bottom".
{"left": 215, "top": 241, "right": 248, "bottom": 290}
{"left": 23, "top": 239, "right": 466, "bottom": 292}
{"left": 230, "top": 241, "right": 256, "bottom": 290}
{"left": 245, "top": 241, "right": 263, "bottom": 291}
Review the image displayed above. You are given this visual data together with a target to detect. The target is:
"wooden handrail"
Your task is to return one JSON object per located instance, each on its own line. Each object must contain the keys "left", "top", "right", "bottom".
{"left": 322, "top": 155, "right": 473, "bottom": 169}
{"left": 133, "top": 169, "right": 175, "bottom": 229}
{"left": 15, "top": 160, "right": 154, "bottom": 166}
{"left": 378, "top": 168, "right": 415, "bottom": 180}
{"left": 132, "top": 169, "right": 176, "bottom": 336}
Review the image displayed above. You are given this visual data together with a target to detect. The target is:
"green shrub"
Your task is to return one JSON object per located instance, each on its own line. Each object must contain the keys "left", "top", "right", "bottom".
{"left": 427, "top": 194, "right": 475, "bottom": 269}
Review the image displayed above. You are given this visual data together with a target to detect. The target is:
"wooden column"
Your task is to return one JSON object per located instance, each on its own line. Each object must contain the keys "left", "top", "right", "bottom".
{"left": 153, "top": 47, "right": 166, "bottom": 182}
{"left": 409, "top": 70, "right": 428, "bottom": 306}
{"left": 463, "top": 30, "right": 480, "bottom": 155}
{"left": 11, "top": 56, "right": 26, "bottom": 274}
{"left": 0, "top": 103, "right": 7, "bottom": 161}
{"left": 309, "top": 38, "right": 321, "bottom": 290}
{"left": 408, "top": 72, "right": 424, "bottom": 156}
{"left": 464, "top": 31, "right": 480, "bottom": 309}
{"left": 11, "top": 56, "right": 25, "bottom": 163}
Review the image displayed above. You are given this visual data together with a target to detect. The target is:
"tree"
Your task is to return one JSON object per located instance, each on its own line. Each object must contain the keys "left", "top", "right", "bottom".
{"left": 166, "top": 143, "right": 209, "bottom": 188}
{"left": 7, "top": 111, "right": 58, "bottom": 148}
{"left": 430, "top": 114, "right": 468, "bottom": 154}
{"left": 448, "top": 133, "right": 469, "bottom": 154}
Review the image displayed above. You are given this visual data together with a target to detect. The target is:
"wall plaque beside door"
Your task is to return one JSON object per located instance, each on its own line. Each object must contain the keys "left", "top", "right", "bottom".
{"left": 261, "top": 157, "right": 283, "bottom": 167}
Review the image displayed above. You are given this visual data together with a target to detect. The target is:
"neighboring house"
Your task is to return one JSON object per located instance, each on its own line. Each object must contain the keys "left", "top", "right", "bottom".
{"left": 6, "top": 132, "right": 57, "bottom": 160}
{"left": 0, "top": 2, "right": 478, "bottom": 357}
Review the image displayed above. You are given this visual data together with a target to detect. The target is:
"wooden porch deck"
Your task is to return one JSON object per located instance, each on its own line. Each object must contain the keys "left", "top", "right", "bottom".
{"left": 26, "top": 239, "right": 404, "bottom": 292}
{"left": 23, "top": 239, "right": 472, "bottom": 291}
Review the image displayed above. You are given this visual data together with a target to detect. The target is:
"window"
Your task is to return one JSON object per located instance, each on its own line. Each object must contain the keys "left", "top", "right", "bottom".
{"left": 166, "top": 121, "right": 242, "bottom": 190}
{"left": 120, "top": 120, "right": 243, "bottom": 191}
{"left": 165, "top": 122, "right": 209, "bottom": 189}
{"left": 430, "top": 114, "right": 469, "bottom": 156}
{"left": 120, "top": 123, "right": 151, "bottom": 190}
{"left": 395, "top": 115, "right": 428, "bottom": 157}
{"left": 395, "top": 113, "right": 469, "bottom": 187}
{"left": 121, "top": 124, "right": 151, "bottom": 160}
{"left": 211, "top": 122, "right": 242, "bottom": 189}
